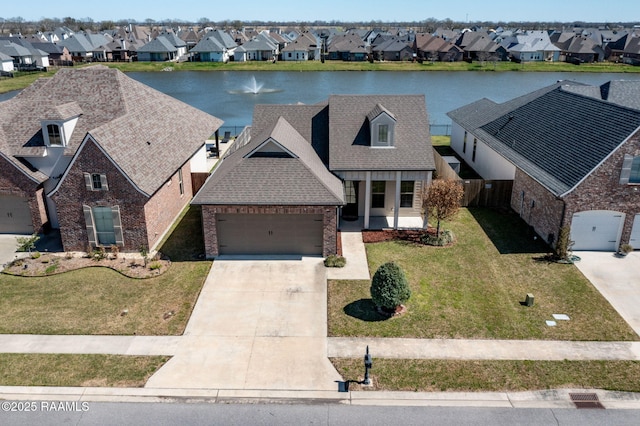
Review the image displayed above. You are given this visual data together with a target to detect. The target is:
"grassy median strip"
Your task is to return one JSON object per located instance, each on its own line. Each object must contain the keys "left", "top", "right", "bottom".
{"left": 0, "top": 354, "right": 169, "bottom": 387}
{"left": 329, "top": 208, "right": 638, "bottom": 341}
{"left": 331, "top": 358, "right": 640, "bottom": 393}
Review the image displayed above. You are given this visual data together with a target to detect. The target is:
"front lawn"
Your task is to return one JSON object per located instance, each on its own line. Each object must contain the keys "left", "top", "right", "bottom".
{"left": 0, "top": 354, "right": 168, "bottom": 387}
{"left": 328, "top": 208, "right": 638, "bottom": 341}
{"left": 0, "top": 206, "right": 210, "bottom": 335}
{"left": 331, "top": 358, "right": 640, "bottom": 393}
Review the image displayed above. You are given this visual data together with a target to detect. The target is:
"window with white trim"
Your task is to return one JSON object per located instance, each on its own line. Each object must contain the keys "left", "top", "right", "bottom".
{"left": 84, "top": 173, "right": 109, "bottom": 191}
{"left": 620, "top": 154, "right": 640, "bottom": 184}
{"left": 371, "top": 181, "right": 385, "bottom": 208}
{"left": 378, "top": 124, "right": 389, "bottom": 143}
{"left": 400, "top": 181, "right": 414, "bottom": 208}
{"left": 178, "top": 168, "right": 184, "bottom": 195}
{"left": 47, "top": 124, "right": 62, "bottom": 146}
{"left": 83, "top": 205, "right": 124, "bottom": 247}
{"left": 630, "top": 157, "right": 640, "bottom": 184}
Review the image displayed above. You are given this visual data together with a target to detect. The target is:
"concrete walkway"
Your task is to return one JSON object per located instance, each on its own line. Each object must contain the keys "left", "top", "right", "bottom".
{"left": 327, "top": 231, "right": 370, "bottom": 280}
{"left": 144, "top": 258, "right": 342, "bottom": 391}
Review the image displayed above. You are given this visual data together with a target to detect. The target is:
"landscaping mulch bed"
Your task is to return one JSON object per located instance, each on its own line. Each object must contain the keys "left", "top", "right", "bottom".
{"left": 3, "top": 253, "right": 170, "bottom": 279}
{"left": 361, "top": 228, "right": 436, "bottom": 244}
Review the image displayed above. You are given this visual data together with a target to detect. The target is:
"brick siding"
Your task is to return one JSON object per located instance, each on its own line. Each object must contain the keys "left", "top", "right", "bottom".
{"left": 563, "top": 130, "right": 640, "bottom": 246}
{"left": 143, "top": 163, "right": 192, "bottom": 250}
{"left": 52, "top": 138, "right": 148, "bottom": 252}
{"left": 53, "top": 138, "right": 193, "bottom": 253}
{"left": 511, "top": 129, "right": 640, "bottom": 247}
{"left": 201, "top": 205, "right": 338, "bottom": 258}
{"left": 0, "top": 155, "right": 47, "bottom": 233}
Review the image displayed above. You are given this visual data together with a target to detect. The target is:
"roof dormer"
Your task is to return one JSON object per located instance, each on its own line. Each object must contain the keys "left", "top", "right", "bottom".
{"left": 367, "top": 103, "right": 396, "bottom": 148}
{"left": 41, "top": 101, "right": 82, "bottom": 148}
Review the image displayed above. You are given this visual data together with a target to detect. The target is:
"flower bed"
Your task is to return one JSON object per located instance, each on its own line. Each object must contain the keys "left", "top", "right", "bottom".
{"left": 3, "top": 253, "right": 170, "bottom": 278}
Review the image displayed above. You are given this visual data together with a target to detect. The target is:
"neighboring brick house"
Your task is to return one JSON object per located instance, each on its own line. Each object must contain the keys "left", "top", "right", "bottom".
{"left": 0, "top": 65, "right": 223, "bottom": 252}
{"left": 447, "top": 80, "right": 640, "bottom": 251}
{"left": 193, "top": 95, "right": 435, "bottom": 258}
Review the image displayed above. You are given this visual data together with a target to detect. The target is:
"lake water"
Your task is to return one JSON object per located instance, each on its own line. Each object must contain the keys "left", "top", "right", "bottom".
{"left": 127, "top": 70, "right": 640, "bottom": 132}
{"left": 3, "top": 70, "right": 639, "bottom": 133}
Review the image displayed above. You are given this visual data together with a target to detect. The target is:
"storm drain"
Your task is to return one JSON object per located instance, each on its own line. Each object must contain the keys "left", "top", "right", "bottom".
{"left": 569, "top": 393, "right": 605, "bottom": 409}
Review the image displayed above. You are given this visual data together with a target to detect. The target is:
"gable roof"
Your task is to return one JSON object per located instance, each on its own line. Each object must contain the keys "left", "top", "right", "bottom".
{"left": 450, "top": 83, "right": 640, "bottom": 196}
{"left": 138, "top": 36, "right": 178, "bottom": 53}
{"left": 192, "top": 116, "right": 344, "bottom": 206}
{"left": 328, "top": 95, "right": 435, "bottom": 171}
{"left": 0, "top": 66, "right": 222, "bottom": 194}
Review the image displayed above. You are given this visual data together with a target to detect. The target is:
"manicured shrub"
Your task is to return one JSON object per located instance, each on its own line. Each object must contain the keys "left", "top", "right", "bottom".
{"left": 324, "top": 254, "right": 347, "bottom": 268}
{"left": 421, "top": 229, "right": 454, "bottom": 246}
{"left": 370, "top": 262, "right": 411, "bottom": 310}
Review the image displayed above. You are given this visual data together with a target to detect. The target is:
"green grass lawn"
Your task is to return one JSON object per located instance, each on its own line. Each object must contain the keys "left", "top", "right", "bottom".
{"left": 331, "top": 358, "right": 640, "bottom": 393}
{"left": 329, "top": 207, "right": 638, "bottom": 341}
{"left": 0, "top": 206, "right": 210, "bottom": 335}
{"left": 0, "top": 354, "right": 168, "bottom": 387}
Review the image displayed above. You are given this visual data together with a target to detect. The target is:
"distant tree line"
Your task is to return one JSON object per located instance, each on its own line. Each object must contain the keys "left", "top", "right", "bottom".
{"left": 0, "top": 15, "right": 637, "bottom": 35}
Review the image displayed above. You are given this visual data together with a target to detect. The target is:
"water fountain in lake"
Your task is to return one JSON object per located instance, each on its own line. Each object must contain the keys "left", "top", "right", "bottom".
{"left": 227, "top": 75, "right": 282, "bottom": 95}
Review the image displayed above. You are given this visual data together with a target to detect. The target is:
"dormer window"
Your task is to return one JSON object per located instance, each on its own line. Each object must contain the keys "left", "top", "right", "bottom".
{"left": 47, "top": 124, "right": 63, "bottom": 146}
{"left": 368, "top": 103, "right": 396, "bottom": 148}
{"left": 378, "top": 124, "right": 389, "bottom": 144}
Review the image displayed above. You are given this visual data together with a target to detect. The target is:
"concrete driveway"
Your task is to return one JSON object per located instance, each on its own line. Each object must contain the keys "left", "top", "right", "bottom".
{"left": 145, "top": 257, "right": 342, "bottom": 391}
{"left": 574, "top": 251, "right": 640, "bottom": 336}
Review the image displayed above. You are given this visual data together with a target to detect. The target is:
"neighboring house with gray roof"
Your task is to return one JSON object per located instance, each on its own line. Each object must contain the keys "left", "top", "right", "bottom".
{"left": 57, "top": 32, "right": 110, "bottom": 61}
{"left": 447, "top": 81, "right": 640, "bottom": 252}
{"left": 234, "top": 33, "right": 278, "bottom": 61}
{"left": 191, "top": 35, "right": 232, "bottom": 62}
{"left": 193, "top": 94, "right": 435, "bottom": 257}
{"left": 138, "top": 34, "right": 187, "bottom": 61}
{"left": 0, "top": 51, "right": 13, "bottom": 72}
{"left": 500, "top": 31, "right": 561, "bottom": 62}
{"left": 0, "top": 39, "right": 49, "bottom": 68}
{"left": 0, "top": 66, "right": 223, "bottom": 253}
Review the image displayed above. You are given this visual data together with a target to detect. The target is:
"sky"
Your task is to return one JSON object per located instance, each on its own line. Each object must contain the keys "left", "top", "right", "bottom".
{"left": 1, "top": 0, "right": 638, "bottom": 24}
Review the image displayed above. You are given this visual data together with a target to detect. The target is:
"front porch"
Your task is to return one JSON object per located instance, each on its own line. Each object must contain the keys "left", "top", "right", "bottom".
{"left": 339, "top": 216, "right": 424, "bottom": 231}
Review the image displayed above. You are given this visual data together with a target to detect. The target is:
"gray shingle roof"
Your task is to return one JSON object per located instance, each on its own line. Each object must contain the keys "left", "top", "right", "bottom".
{"left": 193, "top": 117, "right": 344, "bottom": 206}
{"left": 0, "top": 66, "right": 223, "bottom": 193}
{"left": 460, "top": 86, "right": 640, "bottom": 196}
{"left": 328, "top": 95, "right": 435, "bottom": 171}
{"left": 138, "top": 36, "right": 177, "bottom": 53}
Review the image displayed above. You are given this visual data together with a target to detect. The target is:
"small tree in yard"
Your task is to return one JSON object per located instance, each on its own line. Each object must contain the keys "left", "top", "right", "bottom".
{"left": 370, "top": 262, "right": 411, "bottom": 314}
{"left": 423, "top": 179, "right": 464, "bottom": 237}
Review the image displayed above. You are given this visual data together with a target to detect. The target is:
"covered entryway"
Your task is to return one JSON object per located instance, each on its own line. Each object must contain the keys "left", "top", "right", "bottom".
{"left": 217, "top": 213, "right": 324, "bottom": 255}
{"left": 0, "top": 195, "right": 33, "bottom": 234}
{"left": 570, "top": 210, "right": 625, "bottom": 251}
{"left": 630, "top": 214, "right": 640, "bottom": 248}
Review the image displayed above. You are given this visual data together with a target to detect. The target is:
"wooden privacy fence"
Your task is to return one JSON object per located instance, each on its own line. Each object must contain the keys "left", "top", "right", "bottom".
{"left": 433, "top": 148, "right": 513, "bottom": 207}
{"left": 191, "top": 173, "right": 210, "bottom": 195}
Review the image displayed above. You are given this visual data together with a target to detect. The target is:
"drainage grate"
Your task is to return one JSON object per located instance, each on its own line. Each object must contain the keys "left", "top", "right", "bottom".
{"left": 569, "top": 393, "right": 605, "bottom": 409}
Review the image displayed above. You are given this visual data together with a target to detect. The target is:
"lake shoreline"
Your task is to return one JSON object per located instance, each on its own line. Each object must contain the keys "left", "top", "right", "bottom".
{"left": 1, "top": 60, "right": 639, "bottom": 95}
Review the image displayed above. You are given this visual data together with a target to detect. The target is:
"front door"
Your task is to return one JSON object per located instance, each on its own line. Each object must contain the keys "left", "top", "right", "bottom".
{"left": 342, "top": 181, "right": 359, "bottom": 220}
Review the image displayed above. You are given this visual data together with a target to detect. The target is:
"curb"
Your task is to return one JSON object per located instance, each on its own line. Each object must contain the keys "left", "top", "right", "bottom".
{"left": 2, "top": 387, "right": 640, "bottom": 409}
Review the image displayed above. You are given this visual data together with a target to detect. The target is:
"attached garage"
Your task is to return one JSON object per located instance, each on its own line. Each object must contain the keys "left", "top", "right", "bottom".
{"left": 217, "top": 213, "right": 324, "bottom": 255}
{"left": 0, "top": 195, "right": 34, "bottom": 234}
{"left": 570, "top": 210, "right": 625, "bottom": 251}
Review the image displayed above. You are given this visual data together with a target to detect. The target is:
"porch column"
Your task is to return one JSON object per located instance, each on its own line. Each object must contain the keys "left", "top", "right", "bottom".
{"left": 364, "top": 171, "right": 371, "bottom": 229}
{"left": 394, "top": 171, "right": 401, "bottom": 229}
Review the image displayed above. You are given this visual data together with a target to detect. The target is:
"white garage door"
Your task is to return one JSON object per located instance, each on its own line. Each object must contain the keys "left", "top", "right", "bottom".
{"left": 0, "top": 195, "right": 34, "bottom": 234}
{"left": 217, "top": 214, "right": 324, "bottom": 255}
{"left": 570, "top": 210, "right": 625, "bottom": 251}
{"left": 629, "top": 214, "right": 640, "bottom": 249}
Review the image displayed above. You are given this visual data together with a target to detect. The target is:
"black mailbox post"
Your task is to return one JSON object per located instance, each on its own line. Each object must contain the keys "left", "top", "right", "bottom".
{"left": 363, "top": 345, "right": 372, "bottom": 385}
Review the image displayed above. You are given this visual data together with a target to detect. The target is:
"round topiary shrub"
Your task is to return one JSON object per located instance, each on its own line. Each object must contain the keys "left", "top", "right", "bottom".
{"left": 370, "top": 261, "right": 411, "bottom": 313}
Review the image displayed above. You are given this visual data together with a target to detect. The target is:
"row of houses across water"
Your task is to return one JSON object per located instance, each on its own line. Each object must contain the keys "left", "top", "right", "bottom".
{"left": 1, "top": 24, "right": 640, "bottom": 72}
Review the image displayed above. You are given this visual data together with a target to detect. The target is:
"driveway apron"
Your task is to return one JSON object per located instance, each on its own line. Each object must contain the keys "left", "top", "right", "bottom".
{"left": 573, "top": 251, "right": 640, "bottom": 337}
{"left": 145, "top": 257, "right": 342, "bottom": 390}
